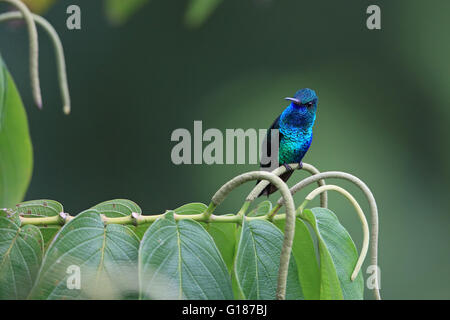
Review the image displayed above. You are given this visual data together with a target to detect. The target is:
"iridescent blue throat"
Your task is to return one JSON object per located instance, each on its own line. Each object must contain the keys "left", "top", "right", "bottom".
{"left": 278, "top": 103, "right": 316, "bottom": 165}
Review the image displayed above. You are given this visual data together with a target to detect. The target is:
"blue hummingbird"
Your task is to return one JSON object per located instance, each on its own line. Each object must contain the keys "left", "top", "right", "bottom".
{"left": 259, "top": 88, "right": 318, "bottom": 196}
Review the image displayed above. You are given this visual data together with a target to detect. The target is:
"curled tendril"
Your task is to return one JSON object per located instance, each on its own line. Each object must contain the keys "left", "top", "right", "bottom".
{"left": 0, "top": 3, "right": 71, "bottom": 113}
{"left": 299, "top": 184, "right": 369, "bottom": 282}
{"left": 0, "top": 0, "right": 41, "bottom": 108}
{"left": 246, "top": 162, "right": 328, "bottom": 208}
{"left": 209, "top": 170, "right": 295, "bottom": 300}
{"left": 276, "top": 171, "right": 381, "bottom": 300}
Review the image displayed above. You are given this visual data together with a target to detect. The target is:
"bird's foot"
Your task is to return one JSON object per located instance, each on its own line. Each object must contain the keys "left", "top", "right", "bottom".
{"left": 282, "top": 162, "right": 303, "bottom": 171}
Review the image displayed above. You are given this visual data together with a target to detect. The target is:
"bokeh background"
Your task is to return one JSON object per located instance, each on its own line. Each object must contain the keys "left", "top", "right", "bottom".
{"left": 0, "top": 0, "right": 449, "bottom": 299}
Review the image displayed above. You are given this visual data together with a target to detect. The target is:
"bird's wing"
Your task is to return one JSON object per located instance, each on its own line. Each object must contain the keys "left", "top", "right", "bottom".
{"left": 258, "top": 115, "right": 293, "bottom": 197}
{"left": 260, "top": 115, "right": 283, "bottom": 169}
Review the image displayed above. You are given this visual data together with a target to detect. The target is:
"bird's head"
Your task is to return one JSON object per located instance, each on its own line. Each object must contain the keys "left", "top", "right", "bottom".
{"left": 285, "top": 88, "right": 318, "bottom": 114}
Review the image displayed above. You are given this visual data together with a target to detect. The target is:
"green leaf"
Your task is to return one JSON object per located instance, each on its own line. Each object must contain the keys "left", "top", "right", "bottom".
{"left": 174, "top": 202, "right": 207, "bottom": 215}
{"left": 231, "top": 225, "right": 244, "bottom": 299}
{"left": 14, "top": 199, "right": 63, "bottom": 217}
{"left": 0, "top": 214, "right": 43, "bottom": 299}
{"left": 14, "top": 200, "right": 64, "bottom": 251}
{"left": 0, "top": 56, "right": 33, "bottom": 208}
{"left": 185, "top": 0, "right": 223, "bottom": 28}
{"left": 134, "top": 222, "right": 151, "bottom": 240}
{"left": 29, "top": 209, "right": 140, "bottom": 299}
{"left": 136, "top": 202, "right": 209, "bottom": 240}
{"left": 231, "top": 267, "right": 244, "bottom": 299}
{"left": 235, "top": 219, "right": 303, "bottom": 300}
{"left": 105, "top": 0, "right": 150, "bottom": 25}
{"left": 248, "top": 200, "right": 272, "bottom": 217}
{"left": 91, "top": 199, "right": 141, "bottom": 218}
{"left": 0, "top": 207, "right": 21, "bottom": 225}
{"left": 303, "top": 208, "right": 364, "bottom": 300}
{"left": 274, "top": 218, "right": 321, "bottom": 300}
{"left": 203, "top": 218, "right": 236, "bottom": 273}
{"left": 91, "top": 199, "right": 144, "bottom": 241}
{"left": 174, "top": 203, "right": 236, "bottom": 273}
{"left": 139, "top": 212, "right": 233, "bottom": 299}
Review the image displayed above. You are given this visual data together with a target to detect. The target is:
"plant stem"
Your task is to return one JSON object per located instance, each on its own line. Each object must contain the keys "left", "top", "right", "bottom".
{"left": 200, "top": 202, "right": 216, "bottom": 221}
{"left": 19, "top": 208, "right": 278, "bottom": 226}
{"left": 20, "top": 212, "right": 66, "bottom": 226}
{"left": 296, "top": 199, "right": 310, "bottom": 217}
{"left": 237, "top": 201, "right": 250, "bottom": 219}
{"left": 302, "top": 163, "right": 328, "bottom": 208}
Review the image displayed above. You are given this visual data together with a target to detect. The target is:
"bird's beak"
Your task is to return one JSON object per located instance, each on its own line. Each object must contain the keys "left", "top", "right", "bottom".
{"left": 285, "top": 97, "right": 301, "bottom": 105}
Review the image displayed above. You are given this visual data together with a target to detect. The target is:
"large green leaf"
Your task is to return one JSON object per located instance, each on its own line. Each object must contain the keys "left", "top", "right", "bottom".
{"left": 231, "top": 225, "right": 244, "bottom": 299}
{"left": 137, "top": 202, "right": 210, "bottom": 240}
{"left": 173, "top": 202, "right": 236, "bottom": 272}
{"left": 303, "top": 208, "right": 364, "bottom": 300}
{"left": 92, "top": 199, "right": 144, "bottom": 240}
{"left": 14, "top": 200, "right": 64, "bottom": 250}
{"left": 105, "top": 0, "right": 150, "bottom": 25}
{"left": 203, "top": 219, "right": 236, "bottom": 273}
{"left": 29, "top": 209, "right": 140, "bottom": 299}
{"left": 274, "top": 218, "right": 321, "bottom": 300}
{"left": 174, "top": 202, "right": 236, "bottom": 273}
{"left": 139, "top": 212, "right": 233, "bottom": 300}
{"left": 248, "top": 200, "right": 272, "bottom": 217}
{"left": 0, "top": 56, "right": 33, "bottom": 208}
{"left": 0, "top": 211, "right": 43, "bottom": 299}
{"left": 174, "top": 202, "right": 207, "bottom": 215}
{"left": 134, "top": 221, "right": 151, "bottom": 240}
{"left": 234, "top": 219, "right": 303, "bottom": 300}
{"left": 91, "top": 199, "right": 141, "bottom": 218}
{"left": 14, "top": 199, "right": 63, "bottom": 218}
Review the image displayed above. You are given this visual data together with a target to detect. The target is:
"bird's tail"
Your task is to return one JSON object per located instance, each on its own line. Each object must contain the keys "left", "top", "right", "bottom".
{"left": 257, "top": 170, "right": 294, "bottom": 197}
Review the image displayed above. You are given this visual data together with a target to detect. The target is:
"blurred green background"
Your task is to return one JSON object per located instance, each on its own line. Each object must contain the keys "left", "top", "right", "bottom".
{"left": 0, "top": 0, "right": 449, "bottom": 299}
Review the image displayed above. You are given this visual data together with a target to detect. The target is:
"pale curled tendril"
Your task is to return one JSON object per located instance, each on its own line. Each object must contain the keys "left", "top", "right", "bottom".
{"left": 246, "top": 162, "right": 328, "bottom": 208}
{"left": 210, "top": 170, "right": 295, "bottom": 300}
{"left": 0, "top": 0, "right": 41, "bottom": 108}
{"left": 277, "top": 171, "right": 381, "bottom": 300}
{"left": 301, "top": 185, "right": 369, "bottom": 282}
{"left": 0, "top": 3, "right": 71, "bottom": 113}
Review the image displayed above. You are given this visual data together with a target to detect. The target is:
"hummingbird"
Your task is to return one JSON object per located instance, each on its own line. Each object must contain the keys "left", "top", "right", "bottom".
{"left": 258, "top": 88, "right": 318, "bottom": 196}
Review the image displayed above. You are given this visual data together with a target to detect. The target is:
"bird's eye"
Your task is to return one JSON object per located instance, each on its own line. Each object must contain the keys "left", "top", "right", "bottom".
{"left": 307, "top": 102, "right": 313, "bottom": 107}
